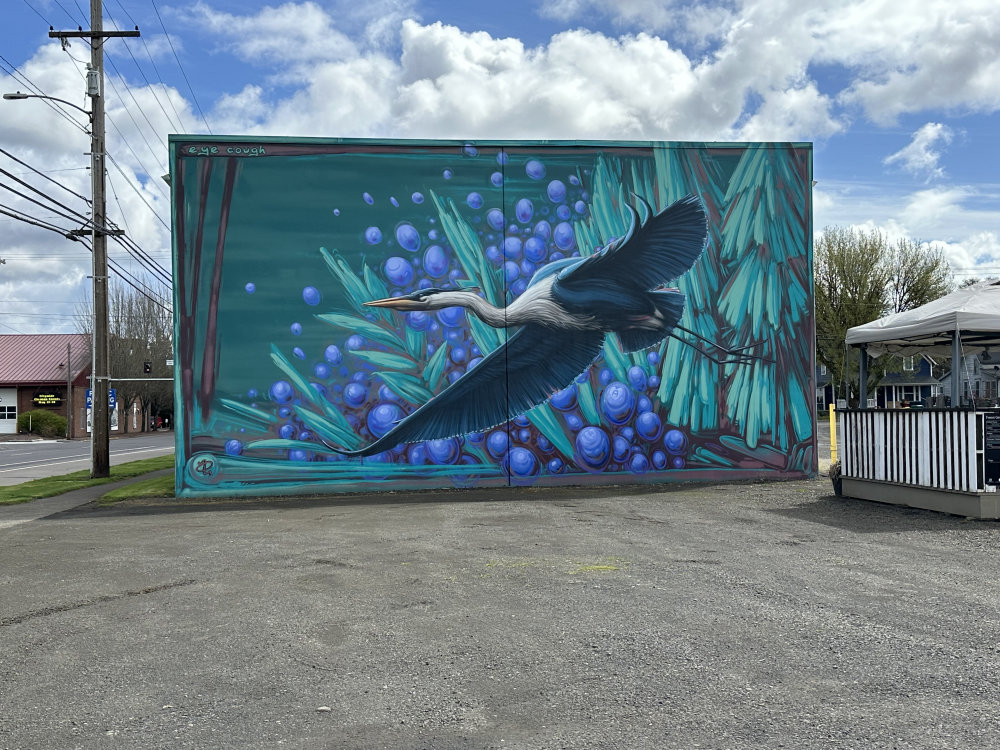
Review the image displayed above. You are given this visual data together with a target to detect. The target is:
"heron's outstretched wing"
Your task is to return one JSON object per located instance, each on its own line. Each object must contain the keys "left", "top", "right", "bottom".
{"left": 561, "top": 194, "right": 707, "bottom": 291}
{"left": 327, "top": 325, "right": 605, "bottom": 457}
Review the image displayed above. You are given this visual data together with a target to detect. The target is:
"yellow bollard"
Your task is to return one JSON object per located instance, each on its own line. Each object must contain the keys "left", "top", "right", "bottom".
{"left": 829, "top": 403, "right": 837, "bottom": 463}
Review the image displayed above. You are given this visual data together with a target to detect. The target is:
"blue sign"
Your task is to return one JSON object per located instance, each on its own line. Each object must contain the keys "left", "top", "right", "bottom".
{"left": 85, "top": 388, "right": 117, "bottom": 409}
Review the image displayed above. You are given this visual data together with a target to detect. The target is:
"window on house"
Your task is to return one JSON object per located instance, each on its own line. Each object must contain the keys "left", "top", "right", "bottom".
{"left": 819, "top": 364, "right": 828, "bottom": 376}
{"left": 903, "top": 356, "right": 915, "bottom": 372}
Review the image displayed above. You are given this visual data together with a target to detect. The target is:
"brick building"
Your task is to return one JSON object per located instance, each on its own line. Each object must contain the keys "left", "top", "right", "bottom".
{"left": 0, "top": 333, "right": 91, "bottom": 438}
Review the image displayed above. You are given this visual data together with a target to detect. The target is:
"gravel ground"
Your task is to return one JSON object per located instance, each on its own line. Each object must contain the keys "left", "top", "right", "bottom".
{"left": 2, "top": 471, "right": 999, "bottom": 750}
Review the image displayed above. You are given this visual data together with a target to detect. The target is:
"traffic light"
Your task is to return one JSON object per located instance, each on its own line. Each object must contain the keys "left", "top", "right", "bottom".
{"left": 143, "top": 361, "right": 152, "bottom": 374}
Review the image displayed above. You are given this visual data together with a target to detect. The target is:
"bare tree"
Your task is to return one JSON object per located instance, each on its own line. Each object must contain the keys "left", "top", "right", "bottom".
{"left": 77, "top": 282, "right": 173, "bottom": 432}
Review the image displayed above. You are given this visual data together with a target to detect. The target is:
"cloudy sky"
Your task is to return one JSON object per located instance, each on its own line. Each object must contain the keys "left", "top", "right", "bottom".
{"left": 1, "top": 0, "right": 998, "bottom": 334}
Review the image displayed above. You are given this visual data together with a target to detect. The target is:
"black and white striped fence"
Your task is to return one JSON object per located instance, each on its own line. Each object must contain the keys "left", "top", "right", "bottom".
{"left": 838, "top": 409, "right": 987, "bottom": 493}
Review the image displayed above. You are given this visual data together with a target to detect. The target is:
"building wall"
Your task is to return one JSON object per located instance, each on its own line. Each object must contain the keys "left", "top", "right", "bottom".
{"left": 171, "top": 137, "right": 816, "bottom": 498}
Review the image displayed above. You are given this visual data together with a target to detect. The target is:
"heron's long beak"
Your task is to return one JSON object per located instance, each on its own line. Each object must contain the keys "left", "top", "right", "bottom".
{"left": 364, "top": 296, "right": 425, "bottom": 311}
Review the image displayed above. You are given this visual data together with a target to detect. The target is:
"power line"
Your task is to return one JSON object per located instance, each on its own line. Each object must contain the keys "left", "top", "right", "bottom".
{"left": 0, "top": 147, "right": 91, "bottom": 204}
{"left": 0, "top": 54, "right": 90, "bottom": 135}
{"left": 105, "top": 6, "right": 183, "bottom": 133}
{"left": 151, "top": 0, "right": 212, "bottom": 134}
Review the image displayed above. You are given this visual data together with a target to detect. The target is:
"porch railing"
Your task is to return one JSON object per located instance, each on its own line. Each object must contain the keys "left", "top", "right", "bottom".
{"left": 838, "top": 409, "right": 989, "bottom": 493}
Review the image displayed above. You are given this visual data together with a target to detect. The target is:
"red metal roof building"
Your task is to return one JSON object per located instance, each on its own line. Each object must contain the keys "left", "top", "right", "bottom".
{"left": 0, "top": 333, "right": 91, "bottom": 437}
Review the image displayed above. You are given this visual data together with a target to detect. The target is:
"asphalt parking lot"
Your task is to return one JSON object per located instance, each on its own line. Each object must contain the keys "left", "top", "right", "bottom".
{"left": 2, "top": 467, "right": 999, "bottom": 749}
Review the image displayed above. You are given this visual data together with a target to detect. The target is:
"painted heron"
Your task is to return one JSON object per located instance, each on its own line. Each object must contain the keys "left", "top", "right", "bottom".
{"left": 325, "top": 194, "right": 755, "bottom": 458}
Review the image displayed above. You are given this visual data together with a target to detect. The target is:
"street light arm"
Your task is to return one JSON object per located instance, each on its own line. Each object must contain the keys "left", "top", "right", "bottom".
{"left": 3, "top": 91, "right": 94, "bottom": 122}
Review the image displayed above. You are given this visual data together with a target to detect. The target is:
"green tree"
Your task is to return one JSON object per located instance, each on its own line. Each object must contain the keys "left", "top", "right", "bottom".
{"left": 815, "top": 227, "right": 952, "bottom": 404}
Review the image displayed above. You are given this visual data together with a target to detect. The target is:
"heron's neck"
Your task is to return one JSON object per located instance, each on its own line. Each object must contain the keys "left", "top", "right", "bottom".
{"left": 431, "top": 291, "right": 509, "bottom": 327}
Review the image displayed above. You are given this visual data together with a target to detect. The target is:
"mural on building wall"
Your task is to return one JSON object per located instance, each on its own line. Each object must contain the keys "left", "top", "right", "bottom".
{"left": 171, "top": 138, "right": 814, "bottom": 497}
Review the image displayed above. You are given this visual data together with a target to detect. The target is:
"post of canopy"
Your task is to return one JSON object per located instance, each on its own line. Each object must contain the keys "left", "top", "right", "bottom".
{"left": 858, "top": 345, "right": 868, "bottom": 409}
{"left": 952, "top": 329, "right": 962, "bottom": 407}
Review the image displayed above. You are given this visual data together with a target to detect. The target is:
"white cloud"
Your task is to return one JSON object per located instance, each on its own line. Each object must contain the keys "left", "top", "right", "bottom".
{"left": 175, "top": 1, "right": 359, "bottom": 67}
{"left": 883, "top": 123, "right": 954, "bottom": 180}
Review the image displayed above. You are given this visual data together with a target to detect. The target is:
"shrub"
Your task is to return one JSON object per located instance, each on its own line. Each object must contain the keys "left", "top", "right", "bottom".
{"left": 17, "top": 409, "right": 67, "bottom": 438}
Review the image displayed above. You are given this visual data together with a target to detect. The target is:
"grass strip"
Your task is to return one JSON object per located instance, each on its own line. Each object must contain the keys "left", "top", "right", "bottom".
{"left": 98, "top": 472, "right": 175, "bottom": 504}
{"left": 0, "top": 455, "right": 175, "bottom": 506}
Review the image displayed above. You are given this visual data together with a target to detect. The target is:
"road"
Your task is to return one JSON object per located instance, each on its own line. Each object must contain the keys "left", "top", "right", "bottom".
{"left": 1, "top": 475, "right": 998, "bottom": 749}
{"left": 0, "top": 431, "right": 175, "bottom": 485}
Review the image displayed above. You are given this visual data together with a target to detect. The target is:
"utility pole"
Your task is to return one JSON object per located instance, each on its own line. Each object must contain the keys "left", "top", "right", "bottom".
{"left": 50, "top": 1, "right": 138, "bottom": 477}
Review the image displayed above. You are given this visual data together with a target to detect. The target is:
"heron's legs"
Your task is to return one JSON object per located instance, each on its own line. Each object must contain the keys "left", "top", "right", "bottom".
{"left": 669, "top": 324, "right": 773, "bottom": 365}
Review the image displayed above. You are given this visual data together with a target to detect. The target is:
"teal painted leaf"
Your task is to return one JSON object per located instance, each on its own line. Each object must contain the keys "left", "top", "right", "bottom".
{"left": 315, "top": 312, "right": 406, "bottom": 351}
{"left": 377, "top": 371, "right": 434, "bottom": 405}
{"left": 350, "top": 349, "right": 418, "bottom": 372}
{"left": 527, "top": 403, "right": 574, "bottom": 457}
{"left": 217, "top": 398, "right": 279, "bottom": 425}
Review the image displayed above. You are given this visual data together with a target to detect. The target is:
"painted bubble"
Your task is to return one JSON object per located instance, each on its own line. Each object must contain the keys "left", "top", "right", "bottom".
{"left": 411, "top": 192, "right": 424, "bottom": 204}
{"left": 363, "top": 192, "right": 374, "bottom": 205}
{"left": 548, "top": 458, "right": 564, "bottom": 473}
{"left": 534, "top": 220, "right": 552, "bottom": 240}
{"left": 636, "top": 411, "right": 662, "bottom": 441}
{"left": 574, "top": 200, "right": 588, "bottom": 215}
{"left": 463, "top": 143, "right": 478, "bottom": 157}
{"left": 467, "top": 192, "right": 484, "bottom": 209}
{"left": 613, "top": 435, "right": 631, "bottom": 461}
{"left": 279, "top": 424, "right": 295, "bottom": 440}
{"left": 601, "top": 381, "right": 635, "bottom": 425}
{"left": 333, "top": 208, "right": 340, "bottom": 216}
{"left": 290, "top": 322, "right": 302, "bottom": 336}
{"left": 664, "top": 429, "right": 687, "bottom": 455}
{"left": 638, "top": 395, "right": 653, "bottom": 414}
{"left": 575, "top": 426, "right": 611, "bottom": 472}
{"left": 269, "top": 380, "right": 293, "bottom": 403}
{"left": 503, "top": 236, "right": 523, "bottom": 260}
{"left": 649, "top": 374, "right": 661, "bottom": 389}
{"left": 629, "top": 454, "right": 650, "bottom": 474}
{"left": 224, "top": 439, "right": 243, "bottom": 456}
{"left": 672, "top": 456, "right": 686, "bottom": 469}
{"left": 324, "top": 345, "right": 343, "bottom": 365}
{"left": 293, "top": 347, "right": 306, "bottom": 360}
{"left": 519, "top": 259, "right": 536, "bottom": 278}
{"left": 486, "top": 244, "right": 503, "bottom": 265}
{"left": 556, "top": 205, "right": 571, "bottom": 221}
{"left": 407, "top": 443, "right": 427, "bottom": 465}
{"left": 509, "top": 447, "right": 539, "bottom": 477}
{"left": 365, "top": 226, "right": 383, "bottom": 245}
{"left": 390, "top": 196, "right": 399, "bottom": 207}
{"left": 423, "top": 245, "right": 449, "bottom": 278}
{"left": 553, "top": 222, "right": 576, "bottom": 251}
{"left": 503, "top": 261, "right": 520, "bottom": 284}
{"left": 524, "top": 237, "right": 547, "bottom": 262}
{"left": 525, "top": 160, "right": 546, "bottom": 180}
{"left": 486, "top": 429, "right": 509, "bottom": 459}
{"left": 343, "top": 382, "right": 367, "bottom": 407}
{"left": 496, "top": 151, "right": 509, "bottom": 165}
{"left": 442, "top": 169, "right": 453, "bottom": 179}
{"left": 647, "top": 351, "right": 660, "bottom": 366}
{"left": 628, "top": 365, "right": 647, "bottom": 391}
{"left": 345, "top": 335, "right": 365, "bottom": 350}
{"left": 289, "top": 449, "right": 310, "bottom": 462}
{"left": 547, "top": 180, "right": 567, "bottom": 203}
{"left": 406, "top": 311, "right": 431, "bottom": 331}
{"left": 565, "top": 414, "right": 583, "bottom": 432}
{"left": 244, "top": 282, "right": 255, "bottom": 294}
{"left": 569, "top": 174, "right": 580, "bottom": 185}
{"left": 515, "top": 198, "right": 534, "bottom": 223}
{"left": 511, "top": 279, "right": 528, "bottom": 296}
{"left": 487, "top": 208, "right": 505, "bottom": 231}
{"left": 437, "top": 306, "right": 466, "bottom": 327}
{"left": 450, "top": 346, "right": 468, "bottom": 365}
{"left": 652, "top": 451, "right": 668, "bottom": 470}
{"left": 427, "top": 437, "right": 462, "bottom": 464}
{"left": 367, "top": 403, "right": 401, "bottom": 438}
{"left": 385, "top": 256, "right": 414, "bottom": 286}
{"left": 314, "top": 362, "right": 331, "bottom": 379}
{"left": 491, "top": 171, "right": 503, "bottom": 187}
{"left": 395, "top": 223, "right": 421, "bottom": 252}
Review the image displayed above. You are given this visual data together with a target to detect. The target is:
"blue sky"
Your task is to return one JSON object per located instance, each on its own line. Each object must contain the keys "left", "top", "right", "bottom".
{"left": 2, "top": 0, "right": 999, "bottom": 333}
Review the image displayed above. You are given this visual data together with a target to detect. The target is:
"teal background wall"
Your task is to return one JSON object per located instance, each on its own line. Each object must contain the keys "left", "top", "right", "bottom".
{"left": 171, "top": 137, "right": 814, "bottom": 497}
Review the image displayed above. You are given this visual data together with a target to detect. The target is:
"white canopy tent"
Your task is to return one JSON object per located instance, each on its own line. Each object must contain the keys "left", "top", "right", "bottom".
{"left": 845, "top": 280, "right": 1000, "bottom": 405}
